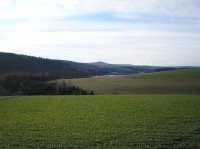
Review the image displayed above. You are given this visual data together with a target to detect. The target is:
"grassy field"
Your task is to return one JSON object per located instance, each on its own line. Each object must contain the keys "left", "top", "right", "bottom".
{"left": 0, "top": 95, "right": 199, "bottom": 148}
{"left": 59, "top": 69, "right": 200, "bottom": 94}
{"left": 129, "top": 68, "right": 200, "bottom": 79}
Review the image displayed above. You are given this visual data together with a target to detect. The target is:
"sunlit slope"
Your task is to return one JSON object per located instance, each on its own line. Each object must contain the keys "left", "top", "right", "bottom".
{"left": 60, "top": 69, "right": 200, "bottom": 94}
{"left": 0, "top": 95, "right": 199, "bottom": 148}
{"left": 129, "top": 68, "right": 200, "bottom": 79}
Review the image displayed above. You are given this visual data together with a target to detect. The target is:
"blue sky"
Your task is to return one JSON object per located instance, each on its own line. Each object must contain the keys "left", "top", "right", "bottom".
{"left": 0, "top": 0, "right": 200, "bottom": 66}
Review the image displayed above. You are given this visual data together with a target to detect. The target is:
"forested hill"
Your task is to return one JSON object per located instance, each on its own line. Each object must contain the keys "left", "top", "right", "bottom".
{"left": 0, "top": 52, "right": 179, "bottom": 78}
{"left": 0, "top": 52, "right": 104, "bottom": 78}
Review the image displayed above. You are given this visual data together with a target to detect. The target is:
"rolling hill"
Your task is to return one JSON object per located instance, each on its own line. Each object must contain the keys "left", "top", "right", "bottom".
{"left": 59, "top": 69, "right": 200, "bottom": 94}
{"left": 0, "top": 52, "right": 104, "bottom": 78}
{"left": 0, "top": 52, "right": 173, "bottom": 78}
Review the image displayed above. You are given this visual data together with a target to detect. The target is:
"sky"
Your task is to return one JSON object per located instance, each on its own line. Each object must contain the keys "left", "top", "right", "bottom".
{"left": 0, "top": 0, "right": 200, "bottom": 66}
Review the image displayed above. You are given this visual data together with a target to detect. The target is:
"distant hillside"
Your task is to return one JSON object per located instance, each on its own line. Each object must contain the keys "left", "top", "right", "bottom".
{"left": 0, "top": 52, "right": 104, "bottom": 78}
{"left": 0, "top": 52, "right": 191, "bottom": 78}
{"left": 0, "top": 52, "right": 158, "bottom": 78}
{"left": 129, "top": 69, "right": 200, "bottom": 79}
{"left": 88, "top": 61, "right": 145, "bottom": 74}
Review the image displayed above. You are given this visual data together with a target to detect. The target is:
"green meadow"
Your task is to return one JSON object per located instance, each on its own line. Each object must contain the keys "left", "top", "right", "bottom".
{"left": 0, "top": 69, "right": 200, "bottom": 148}
{"left": 59, "top": 69, "right": 200, "bottom": 94}
{"left": 0, "top": 95, "right": 199, "bottom": 148}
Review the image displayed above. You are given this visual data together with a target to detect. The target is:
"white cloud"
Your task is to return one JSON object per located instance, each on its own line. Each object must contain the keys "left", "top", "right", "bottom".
{"left": 0, "top": 0, "right": 200, "bottom": 19}
{"left": 57, "top": 0, "right": 200, "bottom": 18}
{"left": 0, "top": 0, "right": 63, "bottom": 19}
{"left": 1, "top": 30, "right": 200, "bottom": 65}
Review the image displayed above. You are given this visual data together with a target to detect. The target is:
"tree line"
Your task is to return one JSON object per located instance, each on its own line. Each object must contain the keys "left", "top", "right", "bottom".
{"left": 0, "top": 74, "right": 94, "bottom": 96}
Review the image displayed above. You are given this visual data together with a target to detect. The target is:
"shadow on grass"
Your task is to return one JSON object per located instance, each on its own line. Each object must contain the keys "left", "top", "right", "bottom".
{"left": 0, "top": 96, "right": 19, "bottom": 101}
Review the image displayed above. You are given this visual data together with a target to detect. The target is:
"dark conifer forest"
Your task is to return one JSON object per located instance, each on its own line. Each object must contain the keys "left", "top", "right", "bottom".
{"left": 0, "top": 74, "right": 94, "bottom": 96}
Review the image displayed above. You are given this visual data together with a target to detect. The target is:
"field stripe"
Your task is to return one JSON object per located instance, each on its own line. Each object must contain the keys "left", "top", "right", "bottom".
{"left": 0, "top": 96, "right": 19, "bottom": 101}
